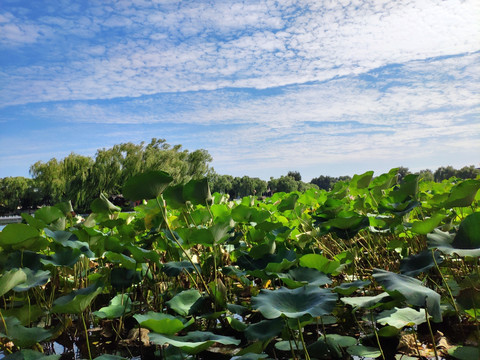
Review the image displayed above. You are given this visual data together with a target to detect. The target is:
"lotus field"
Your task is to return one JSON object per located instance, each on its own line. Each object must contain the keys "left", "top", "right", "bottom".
{"left": 0, "top": 169, "right": 479, "bottom": 360}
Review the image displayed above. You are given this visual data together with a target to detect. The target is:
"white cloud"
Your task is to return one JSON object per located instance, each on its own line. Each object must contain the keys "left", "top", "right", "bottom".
{"left": 1, "top": 0, "right": 479, "bottom": 106}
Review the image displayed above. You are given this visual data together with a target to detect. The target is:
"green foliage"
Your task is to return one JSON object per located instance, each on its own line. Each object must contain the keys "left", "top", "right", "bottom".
{"left": 0, "top": 168, "right": 478, "bottom": 359}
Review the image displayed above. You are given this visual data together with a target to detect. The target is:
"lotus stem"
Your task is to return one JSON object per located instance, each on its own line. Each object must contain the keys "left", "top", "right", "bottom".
{"left": 81, "top": 311, "right": 93, "bottom": 360}
{"left": 298, "top": 318, "right": 311, "bottom": 360}
{"left": 424, "top": 305, "right": 439, "bottom": 360}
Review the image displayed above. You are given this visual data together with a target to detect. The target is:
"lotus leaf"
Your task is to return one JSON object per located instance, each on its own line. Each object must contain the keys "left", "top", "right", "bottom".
{"left": 93, "top": 294, "right": 132, "bottom": 319}
{"left": 252, "top": 286, "right": 337, "bottom": 319}
{"left": 134, "top": 312, "right": 194, "bottom": 335}
{"left": 166, "top": 289, "right": 203, "bottom": 316}
{"left": 90, "top": 193, "right": 121, "bottom": 214}
{"left": 341, "top": 292, "right": 395, "bottom": 310}
{"left": 333, "top": 280, "right": 370, "bottom": 296}
{"left": 0, "top": 223, "right": 42, "bottom": 250}
{"left": 400, "top": 250, "right": 443, "bottom": 277}
{"left": 448, "top": 345, "right": 480, "bottom": 360}
{"left": 244, "top": 318, "right": 284, "bottom": 341}
{"left": 12, "top": 268, "right": 50, "bottom": 292}
{"left": 276, "top": 267, "right": 331, "bottom": 288}
{"left": 0, "top": 316, "right": 52, "bottom": 348}
{"left": 442, "top": 179, "right": 480, "bottom": 208}
{"left": 148, "top": 331, "right": 240, "bottom": 354}
{"left": 0, "top": 268, "right": 27, "bottom": 297}
{"left": 2, "top": 349, "right": 60, "bottom": 360}
{"left": 51, "top": 283, "right": 103, "bottom": 314}
{"left": 410, "top": 212, "right": 445, "bottom": 235}
{"left": 122, "top": 170, "right": 173, "bottom": 201}
{"left": 373, "top": 269, "right": 442, "bottom": 322}
{"left": 428, "top": 214, "right": 480, "bottom": 257}
{"left": 376, "top": 307, "right": 428, "bottom": 328}
{"left": 299, "top": 254, "right": 342, "bottom": 274}
{"left": 346, "top": 345, "right": 382, "bottom": 358}
{"left": 183, "top": 178, "right": 212, "bottom": 206}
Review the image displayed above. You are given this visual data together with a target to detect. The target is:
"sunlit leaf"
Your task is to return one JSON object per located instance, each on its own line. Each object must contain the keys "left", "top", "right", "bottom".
{"left": 376, "top": 307, "right": 428, "bottom": 328}
{"left": 134, "top": 312, "right": 194, "bottom": 335}
{"left": 0, "top": 268, "right": 27, "bottom": 297}
{"left": 166, "top": 289, "right": 203, "bottom": 316}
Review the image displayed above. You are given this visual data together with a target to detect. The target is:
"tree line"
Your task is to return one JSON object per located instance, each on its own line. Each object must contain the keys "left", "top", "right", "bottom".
{"left": 0, "top": 139, "right": 478, "bottom": 215}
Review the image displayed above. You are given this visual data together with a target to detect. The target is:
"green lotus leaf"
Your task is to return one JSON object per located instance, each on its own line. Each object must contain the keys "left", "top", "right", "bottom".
{"left": 12, "top": 268, "right": 50, "bottom": 292}
{"left": 134, "top": 312, "right": 194, "bottom": 335}
{"left": 163, "top": 261, "right": 201, "bottom": 277}
{"left": 166, "top": 289, "right": 204, "bottom": 316}
{"left": 350, "top": 171, "right": 374, "bottom": 190}
{"left": 148, "top": 331, "right": 240, "bottom": 354}
{"left": 0, "top": 223, "right": 41, "bottom": 250}
{"left": 277, "top": 193, "right": 299, "bottom": 212}
{"left": 231, "top": 354, "right": 271, "bottom": 360}
{"left": 442, "top": 179, "right": 480, "bottom": 208}
{"left": 104, "top": 251, "right": 137, "bottom": 270}
{"left": 93, "top": 294, "right": 132, "bottom": 319}
{"left": 252, "top": 286, "right": 337, "bottom": 319}
{"left": 35, "top": 206, "right": 65, "bottom": 225}
{"left": 448, "top": 345, "right": 480, "bottom": 360}
{"left": 373, "top": 269, "right": 442, "bottom": 322}
{"left": 452, "top": 212, "right": 480, "bottom": 250}
{"left": 122, "top": 170, "right": 173, "bottom": 201}
{"left": 40, "top": 247, "right": 82, "bottom": 268}
{"left": 400, "top": 250, "right": 443, "bottom": 277}
{"left": 91, "top": 193, "right": 121, "bottom": 214}
{"left": 275, "top": 340, "right": 303, "bottom": 351}
{"left": 126, "top": 244, "right": 160, "bottom": 264}
{"left": 93, "top": 356, "right": 127, "bottom": 360}
{"left": 1, "top": 304, "right": 44, "bottom": 326}
{"left": 226, "top": 316, "right": 247, "bottom": 332}
{"left": 0, "top": 316, "right": 52, "bottom": 348}
{"left": 232, "top": 205, "right": 270, "bottom": 224}
{"left": 325, "top": 334, "right": 357, "bottom": 347}
{"left": 299, "top": 254, "right": 342, "bottom": 275}
{"left": 20, "top": 213, "right": 47, "bottom": 230}
{"left": 277, "top": 267, "right": 332, "bottom": 288}
{"left": 2, "top": 349, "right": 60, "bottom": 360}
{"left": 244, "top": 318, "right": 284, "bottom": 341}
{"left": 341, "top": 292, "right": 395, "bottom": 310}
{"left": 44, "top": 229, "right": 94, "bottom": 258}
{"left": 333, "top": 280, "right": 371, "bottom": 296}
{"left": 428, "top": 214, "right": 480, "bottom": 257}
{"left": 110, "top": 267, "right": 141, "bottom": 290}
{"left": 0, "top": 268, "right": 27, "bottom": 297}
{"left": 51, "top": 283, "right": 103, "bottom": 314}
{"left": 376, "top": 307, "right": 428, "bottom": 328}
{"left": 410, "top": 212, "right": 445, "bottom": 235}
{"left": 183, "top": 178, "right": 212, "bottom": 206}
{"left": 346, "top": 345, "right": 382, "bottom": 358}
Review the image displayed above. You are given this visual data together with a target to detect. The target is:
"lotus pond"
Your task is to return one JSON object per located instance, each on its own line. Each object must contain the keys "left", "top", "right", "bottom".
{"left": 0, "top": 169, "right": 479, "bottom": 360}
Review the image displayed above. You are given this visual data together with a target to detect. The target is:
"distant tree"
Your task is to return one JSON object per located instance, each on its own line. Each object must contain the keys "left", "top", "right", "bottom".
{"left": 0, "top": 177, "right": 39, "bottom": 214}
{"left": 434, "top": 166, "right": 457, "bottom": 182}
{"left": 416, "top": 169, "right": 434, "bottom": 182}
{"left": 310, "top": 175, "right": 335, "bottom": 190}
{"left": 396, "top": 167, "right": 411, "bottom": 182}
{"left": 456, "top": 165, "right": 480, "bottom": 180}
{"left": 29, "top": 138, "right": 213, "bottom": 212}
{"left": 209, "top": 174, "right": 234, "bottom": 194}
{"left": 287, "top": 171, "right": 302, "bottom": 182}
{"left": 268, "top": 175, "right": 298, "bottom": 193}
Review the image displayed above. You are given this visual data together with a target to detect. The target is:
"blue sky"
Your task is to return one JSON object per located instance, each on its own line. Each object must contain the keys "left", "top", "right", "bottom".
{"left": 1, "top": 0, "right": 479, "bottom": 181}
